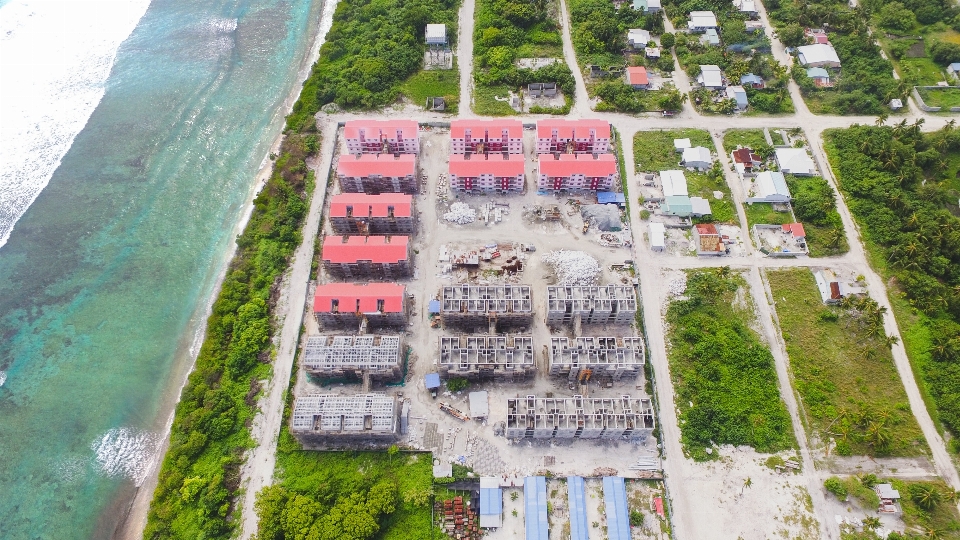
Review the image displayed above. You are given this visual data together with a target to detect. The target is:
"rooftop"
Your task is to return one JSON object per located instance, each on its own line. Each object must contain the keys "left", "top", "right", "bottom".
{"left": 343, "top": 120, "right": 419, "bottom": 140}
{"left": 661, "top": 170, "right": 688, "bottom": 196}
{"left": 695, "top": 223, "right": 719, "bottom": 235}
{"left": 782, "top": 223, "right": 806, "bottom": 238}
{"left": 329, "top": 193, "right": 413, "bottom": 218}
{"left": 336, "top": 153, "right": 416, "bottom": 178}
{"left": 450, "top": 118, "right": 523, "bottom": 139}
{"left": 537, "top": 119, "right": 611, "bottom": 140}
{"left": 313, "top": 283, "right": 405, "bottom": 314}
{"left": 449, "top": 153, "right": 525, "bottom": 177}
{"left": 538, "top": 153, "right": 617, "bottom": 177}
{"left": 626, "top": 66, "right": 649, "bottom": 86}
{"left": 321, "top": 235, "right": 409, "bottom": 264}
{"left": 797, "top": 43, "right": 840, "bottom": 66}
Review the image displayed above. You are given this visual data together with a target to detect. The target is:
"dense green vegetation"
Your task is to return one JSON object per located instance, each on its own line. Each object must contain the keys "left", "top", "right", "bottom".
{"left": 783, "top": 174, "right": 849, "bottom": 257}
{"left": 144, "top": 132, "right": 315, "bottom": 536}
{"left": 828, "top": 475, "right": 960, "bottom": 539}
{"left": 666, "top": 269, "right": 794, "bottom": 459}
{"left": 400, "top": 63, "right": 460, "bottom": 113}
{"left": 825, "top": 124, "right": 960, "bottom": 447}
{"left": 284, "top": 0, "right": 459, "bottom": 118}
{"left": 768, "top": 270, "right": 926, "bottom": 456}
{"left": 472, "top": 0, "right": 574, "bottom": 114}
{"left": 252, "top": 428, "right": 434, "bottom": 540}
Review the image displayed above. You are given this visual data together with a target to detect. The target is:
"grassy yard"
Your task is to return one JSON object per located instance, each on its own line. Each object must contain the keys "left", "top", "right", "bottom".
{"left": 722, "top": 129, "right": 770, "bottom": 152}
{"left": 918, "top": 86, "right": 960, "bottom": 108}
{"left": 743, "top": 202, "right": 793, "bottom": 227}
{"left": 767, "top": 269, "right": 927, "bottom": 457}
{"left": 687, "top": 171, "right": 738, "bottom": 224}
{"left": 473, "top": 84, "right": 517, "bottom": 116}
{"left": 666, "top": 269, "right": 795, "bottom": 460}
{"left": 782, "top": 174, "right": 849, "bottom": 258}
{"left": 400, "top": 63, "right": 459, "bottom": 113}
{"left": 633, "top": 129, "right": 713, "bottom": 171}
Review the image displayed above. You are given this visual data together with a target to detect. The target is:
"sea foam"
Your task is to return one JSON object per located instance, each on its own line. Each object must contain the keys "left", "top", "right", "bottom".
{"left": 91, "top": 428, "right": 162, "bottom": 486}
{"left": 0, "top": 0, "right": 151, "bottom": 248}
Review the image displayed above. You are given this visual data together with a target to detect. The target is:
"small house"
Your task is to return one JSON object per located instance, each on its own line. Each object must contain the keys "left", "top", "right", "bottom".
{"left": 697, "top": 65, "right": 724, "bottom": 89}
{"left": 690, "top": 196, "right": 712, "bottom": 217}
{"left": 628, "top": 29, "right": 651, "bottom": 48}
{"left": 645, "top": 46, "right": 661, "bottom": 59}
{"left": 731, "top": 147, "right": 761, "bottom": 177}
{"left": 693, "top": 223, "right": 724, "bottom": 256}
{"left": 875, "top": 484, "right": 901, "bottom": 514}
{"left": 681, "top": 146, "right": 713, "bottom": 170}
{"left": 782, "top": 223, "right": 805, "bottom": 242}
{"left": 661, "top": 170, "right": 688, "bottom": 196}
{"left": 662, "top": 195, "right": 693, "bottom": 216}
{"left": 673, "top": 138, "right": 691, "bottom": 152}
{"left": 425, "top": 24, "right": 447, "bottom": 46}
{"left": 687, "top": 11, "right": 718, "bottom": 32}
{"left": 735, "top": 0, "right": 759, "bottom": 17}
{"left": 633, "top": 0, "right": 661, "bottom": 11}
{"left": 797, "top": 44, "right": 841, "bottom": 68}
{"left": 745, "top": 20, "right": 764, "bottom": 33}
{"left": 701, "top": 28, "right": 720, "bottom": 47}
{"left": 649, "top": 222, "right": 666, "bottom": 251}
{"left": 948, "top": 62, "right": 960, "bottom": 75}
{"left": 775, "top": 148, "right": 817, "bottom": 176}
{"left": 725, "top": 85, "right": 748, "bottom": 110}
{"left": 740, "top": 73, "right": 764, "bottom": 88}
{"left": 890, "top": 98, "right": 903, "bottom": 110}
{"left": 806, "top": 67, "right": 832, "bottom": 87}
{"left": 626, "top": 66, "right": 650, "bottom": 89}
{"left": 748, "top": 171, "right": 791, "bottom": 202}
{"left": 805, "top": 28, "right": 830, "bottom": 45}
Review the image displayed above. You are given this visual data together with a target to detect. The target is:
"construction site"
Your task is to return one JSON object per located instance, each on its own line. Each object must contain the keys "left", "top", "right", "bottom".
{"left": 292, "top": 122, "right": 660, "bottom": 520}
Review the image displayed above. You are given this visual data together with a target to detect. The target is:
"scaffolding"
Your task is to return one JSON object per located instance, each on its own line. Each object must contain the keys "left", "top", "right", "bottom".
{"left": 292, "top": 393, "right": 399, "bottom": 444}
{"left": 548, "top": 337, "right": 645, "bottom": 381}
{"left": 546, "top": 285, "right": 637, "bottom": 326}
{"left": 439, "top": 335, "right": 535, "bottom": 380}
{"left": 302, "top": 335, "right": 402, "bottom": 380}
{"left": 505, "top": 394, "right": 655, "bottom": 441}
{"left": 440, "top": 285, "right": 533, "bottom": 330}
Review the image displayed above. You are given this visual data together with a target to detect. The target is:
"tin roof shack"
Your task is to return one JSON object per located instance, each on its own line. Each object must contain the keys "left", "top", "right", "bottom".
{"left": 450, "top": 119, "right": 523, "bottom": 154}
{"left": 875, "top": 484, "right": 901, "bottom": 514}
{"left": 479, "top": 477, "right": 503, "bottom": 528}
{"left": 813, "top": 269, "right": 865, "bottom": 304}
{"left": 314, "top": 283, "right": 407, "bottom": 329}
{"left": 336, "top": 153, "right": 418, "bottom": 194}
{"left": 548, "top": 336, "right": 645, "bottom": 381}
{"left": 302, "top": 335, "right": 402, "bottom": 380}
{"left": 329, "top": 193, "right": 415, "bottom": 235}
{"left": 753, "top": 223, "right": 808, "bottom": 256}
{"left": 693, "top": 223, "right": 724, "bottom": 256}
{"left": 425, "top": 24, "right": 447, "bottom": 45}
{"left": 440, "top": 284, "right": 533, "bottom": 331}
{"left": 291, "top": 393, "right": 399, "bottom": 447}
{"left": 536, "top": 119, "right": 611, "bottom": 154}
{"left": 537, "top": 153, "right": 619, "bottom": 193}
{"left": 344, "top": 120, "right": 420, "bottom": 154}
{"left": 649, "top": 222, "right": 666, "bottom": 251}
{"left": 321, "top": 235, "right": 411, "bottom": 279}
{"left": 439, "top": 335, "right": 535, "bottom": 380}
{"left": 797, "top": 43, "right": 841, "bottom": 68}
{"left": 682, "top": 146, "right": 713, "bottom": 170}
{"left": 746, "top": 171, "right": 791, "bottom": 203}
{"left": 469, "top": 391, "right": 490, "bottom": 420}
{"left": 449, "top": 153, "right": 525, "bottom": 193}
{"left": 687, "top": 10, "right": 718, "bottom": 31}
{"left": 603, "top": 477, "right": 631, "bottom": 540}
{"left": 546, "top": 285, "right": 637, "bottom": 326}
{"left": 725, "top": 85, "right": 748, "bottom": 110}
{"left": 505, "top": 394, "right": 655, "bottom": 440}
{"left": 731, "top": 147, "right": 762, "bottom": 178}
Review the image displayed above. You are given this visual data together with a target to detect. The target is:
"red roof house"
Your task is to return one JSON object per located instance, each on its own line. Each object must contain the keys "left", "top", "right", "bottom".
{"left": 322, "top": 236, "right": 411, "bottom": 279}
{"left": 450, "top": 119, "right": 523, "bottom": 154}
{"left": 537, "top": 153, "right": 618, "bottom": 192}
{"left": 328, "top": 193, "right": 414, "bottom": 235}
{"left": 344, "top": 120, "right": 419, "bottom": 154}
{"left": 731, "top": 147, "right": 762, "bottom": 177}
{"left": 626, "top": 66, "right": 650, "bottom": 89}
{"left": 782, "top": 222, "right": 806, "bottom": 239}
{"left": 336, "top": 153, "right": 417, "bottom": 194}
{"left": 313, "top": 283, "right": 407, "bottom": 328}
{"left": 536, "top": 119, "right": 611, "bottom": 154}
{"left": 693, "top": 223, "right": 723, "bottom": 255}
{"left": 449, "top": 154, "right": 525, "bottom": 192}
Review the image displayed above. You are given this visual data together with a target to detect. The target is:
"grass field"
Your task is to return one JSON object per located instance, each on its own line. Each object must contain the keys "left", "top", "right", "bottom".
{"left": 687, "top": 171, "right": 738, "bottom": 225}
{"left": 401, "top": 64, "right": 459, "bottom": 113}
{"left": 473, "top": 84, "right": 516, "bottom": 116}
{"left": 781, "top": 174, "right": 849, "bottom": 258}
{"left": 767, "top": 269, "right": 927, "bottom": 457}
{"left": 634, "top": 129, "right": 712, "bottom": 171}
{"left": 722, "top": 129, "right": 769, "bottom": 151}
{"left": 743, "top": 202, "right": 793, "bottom": 227}
{"left": 918, "top": 86, "right": 960, "bottom": 108}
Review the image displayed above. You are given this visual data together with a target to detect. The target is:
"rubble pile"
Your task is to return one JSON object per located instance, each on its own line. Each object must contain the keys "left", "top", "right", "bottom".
{"left": 443, "top": 202, "right": 476, "bottom": 224}
{"left": 668, "top": 275, "right": 687, "bottom": 296}
{"left": 543, "top": 250, "right": 601, "bottom": 285}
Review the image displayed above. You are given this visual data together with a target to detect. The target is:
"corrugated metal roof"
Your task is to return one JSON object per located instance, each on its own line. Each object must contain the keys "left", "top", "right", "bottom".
{"left": 627, "top": 66, "right": 649, "bottom": 85}
{"left": 313, "top": 283, "right": 405, "bottom": 313}
{"left": 425, "top": 373, "right": 441, "bottom": 389}
{"left": 480, "top": 487, "right": 503, "bottom": 515}
{"left": 567, "top": 476, "right": 589, "bottom": 540}
{"left": 524, "top": 476, "right": 548, "bottom": 540}
{"left": 597, "top": 192, "right": 626, "bottom": 204}
{"left": 603, "top": 476, "right": 631, "bottom": 540}
{"left": 321, "top": 235, "right": 409, "bottom": 264}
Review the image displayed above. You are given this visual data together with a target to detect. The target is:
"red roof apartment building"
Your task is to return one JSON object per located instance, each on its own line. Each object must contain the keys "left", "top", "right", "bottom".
{"left": 336, "top": 154, "right": 418, "bottom": 194}
{"left": 314, "top": 283, "right": 407, "bottom": 329}
{"left": 449, "top": 154, "right": 525, "bottom": 193}
{"left": 449, "top": 119, "right": 523, "bottom": 154}
{"left": 537, "top": 154, "right": 618, "bottom": 192}
{"left": 328, "top": 193, "right": 415, "bottom": 235}
{"left": 321, "top": 235, "right": 411, "bottom": 279}
{"left": 344, "top": 120, "right": 419, "bottom": 155}
{"left": 536, "top": 119, "right": 611, "bottom": 154}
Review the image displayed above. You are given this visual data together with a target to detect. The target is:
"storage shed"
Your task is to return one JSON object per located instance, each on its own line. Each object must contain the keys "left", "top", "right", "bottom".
{"left": 649, "top": 222, "right": 666, "bottom": 251}
{"left": 524, "top": 476, "right": 548, "bottom": 540}
{"left": 479, "top": 477, "right": 503, "bottom": 528}
{"left": 603, "top": 477, "right": 631, "bottom": 540}
{"left": 568, "top": 476, "right": 590, "bottom": 540}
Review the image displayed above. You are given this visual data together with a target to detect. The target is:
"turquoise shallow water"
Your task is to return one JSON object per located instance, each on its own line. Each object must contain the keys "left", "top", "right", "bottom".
{"left": 0, "top": 0, "right": 322, "bottom": 537}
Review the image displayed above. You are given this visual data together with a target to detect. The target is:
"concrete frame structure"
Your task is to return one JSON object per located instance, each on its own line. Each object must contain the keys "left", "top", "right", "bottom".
{"left": 321, "top": 235, "right": 411, "bottom": 279}
{"left": 450, "top": 119, "right": 523, "bottom": 154}
{"left": 343, "top": 120, "right": 420, "bottom": 154}
{"left": 449, "top": 154, "right": 525, "bottom": 193}
{"left": 546, "top": 285, "right": 637, "bottom": 326}
{"left": 336, "top": 153, "right": 418, "bottom": 194}
{"left": 328, "top": 193, "right": 415, "bottom": 235}
{"left": 536, "top": 119, "right": 611, "bottom": 154}
{"left": 537, "top": 154, "right": 618, "bottom": 193}
{"left": 440, "top": 285, "right": 533, "bottom": 330}
{"left": 302, "top": 335, "right": 402, "bottom": 379}
{"left": 438, "top": 335, "right": 535, "bottom": 380}
{"left": 505, "top": 395, "right": 655, "bottom": 440}
{"left": 314, "top": 283, "right": 407, "bottom": 329}
{"left": 548, "top": 336, "right": 645, "bottom": 381}
{"left": 292, "top": 393, "right": 399, "bottom": 444}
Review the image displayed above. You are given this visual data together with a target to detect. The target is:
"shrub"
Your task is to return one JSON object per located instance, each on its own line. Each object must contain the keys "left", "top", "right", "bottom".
{"left": 931, "top": 40, "right": 960, "bottom": 66}
{"left": 447, "top": 377, "right": 469, "bottom": 392}
{"left": 629, "top": 510, "right": 644, "bottom": 526}
{"left": 824, "top": 477, "right": 848, "bottom": 499}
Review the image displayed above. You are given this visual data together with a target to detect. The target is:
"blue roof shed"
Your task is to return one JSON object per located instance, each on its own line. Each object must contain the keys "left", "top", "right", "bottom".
{"left": 524, "top": 476, "right": 548, "bottom": 540}
{"left": 567, "top": 476, "right": 589, "bottom": 540}
{"left": 425, "top": 373, "right": 441, "bottom": 389}
{"left": 479, "top": 486, "right": 503, "bottom": 528}
{"left": 597, "top": 192, "right": 626, "bottom": 206}
{"left": 427, "top": 299, "right": 441, "bottom": 314}
{"left": 603, "top": 476, "right": 631, "bottom": 540}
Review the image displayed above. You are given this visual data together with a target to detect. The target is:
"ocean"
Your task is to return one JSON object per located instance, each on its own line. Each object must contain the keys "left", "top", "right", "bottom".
{"left": 0, "top": 0, "right": 327, "bottom": 536}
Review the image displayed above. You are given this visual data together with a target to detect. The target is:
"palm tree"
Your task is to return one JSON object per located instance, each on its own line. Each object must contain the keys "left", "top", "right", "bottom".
{"left": 875, "top": 113, "right": 889, "bottom": 127}
{"left": 741, "top": 477, "right": 753, "bottom": 495}
{"left": 912, "top": 484, "right": 943, "bottom": 511}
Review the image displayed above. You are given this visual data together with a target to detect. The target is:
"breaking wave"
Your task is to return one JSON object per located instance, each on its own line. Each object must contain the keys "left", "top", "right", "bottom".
{"left": 91, "top": 428, "right": 162, "bottom": 486}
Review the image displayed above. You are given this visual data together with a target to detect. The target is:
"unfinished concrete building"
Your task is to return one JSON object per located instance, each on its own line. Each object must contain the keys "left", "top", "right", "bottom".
{"left": 505, "top": 395, "right": 655, "bottom": 440}
{"left": 321, "top": 235, "right": 411, "bottom": 280}
{"left": 440, "top": 285, "right": 533, "bottom": 330}
{"left": 328, "top": 193, "right": 415, "bottom": 235}
{"left": 548, "top": 337, "right": 645, "bottom": 381}
{"left": 439, "top": 335, "right": 535, "bottom": 380}
{"left": 546, "top": 285, "right": 637, "bottom": 326}
{"left": 302, "top": 335, "right": 402, "bottom": 380}
{"left": 292, "top": 393, "right": 399, "bottom": 445}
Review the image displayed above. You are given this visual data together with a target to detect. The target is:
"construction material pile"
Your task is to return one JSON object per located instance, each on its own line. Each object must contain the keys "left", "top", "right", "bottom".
{"left": 444, "top": 202, "right": 476, "bottom": 224}
{"left": 581, "top": 204, "right": 622, "bottom": 232}
{"left": 668, "top": 275, "right": 687, "bottom": 296}
{"left": 544, "top": 250, "right": 601, "bottom": 285}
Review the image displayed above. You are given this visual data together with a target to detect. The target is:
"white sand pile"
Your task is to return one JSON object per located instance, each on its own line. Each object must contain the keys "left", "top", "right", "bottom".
{"left": 444, "top": 202, "right": 476, "bottom": 224}
{"left": 544, "top": 250, "right": 601, "bottom": 285}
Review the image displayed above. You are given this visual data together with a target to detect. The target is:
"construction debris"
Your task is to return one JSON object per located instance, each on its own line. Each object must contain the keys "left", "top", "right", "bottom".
{"left": 543, "top": 250, "right": 601, "bottom": 285}
{"left": 444, "top": 202, "right": 476, "bottom": 224}
{"left": 668, "top": 275, "right": 687, "bottom": 296}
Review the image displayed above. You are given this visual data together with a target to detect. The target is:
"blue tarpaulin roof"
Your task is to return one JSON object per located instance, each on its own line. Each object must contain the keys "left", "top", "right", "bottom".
{"left": 597, "top": 192, "right": 626, "bottom": 205}
{"left": 603, "top": 477, "right": 631, "bottom": 540}
{"left": 524, "top": 476, "right": 548, "bottom": 540}
{"left": 480, "top": 488, "right": 503, "bottom": 515}
{"left": 425, "top": 373, "right": 441, "bottom": 389}
{"left": 428, "top": 299, "right": 441, "bottom": 314}
{"left": 567, "top": 476, "right": 589, "bottom": 540}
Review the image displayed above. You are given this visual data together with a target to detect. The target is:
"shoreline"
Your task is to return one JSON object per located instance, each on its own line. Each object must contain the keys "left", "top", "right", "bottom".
{"left": 112, "top": 0, "right": 331, "bottom": 536}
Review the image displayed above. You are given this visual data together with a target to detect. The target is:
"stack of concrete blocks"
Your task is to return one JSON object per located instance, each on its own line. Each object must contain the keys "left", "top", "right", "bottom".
{"left": 548, "top": 337, "right": 645, "bottom": 381}
{"left": 291, "top": 393, "right": 399, "bottom": 445}
{"left": 438, "top": 335, "right": 535, "bottom": 380}
{"left": 505, "top": 395, "right": 655, "bottom": 440}
{"left": 440, "top": 285, "right": 533, "bottom": 330}
{"left": 302, "top": 335, "right": 402, "bottom": 380}
{"left": 545, "top": 285, "right": 637, "bottom": 326}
